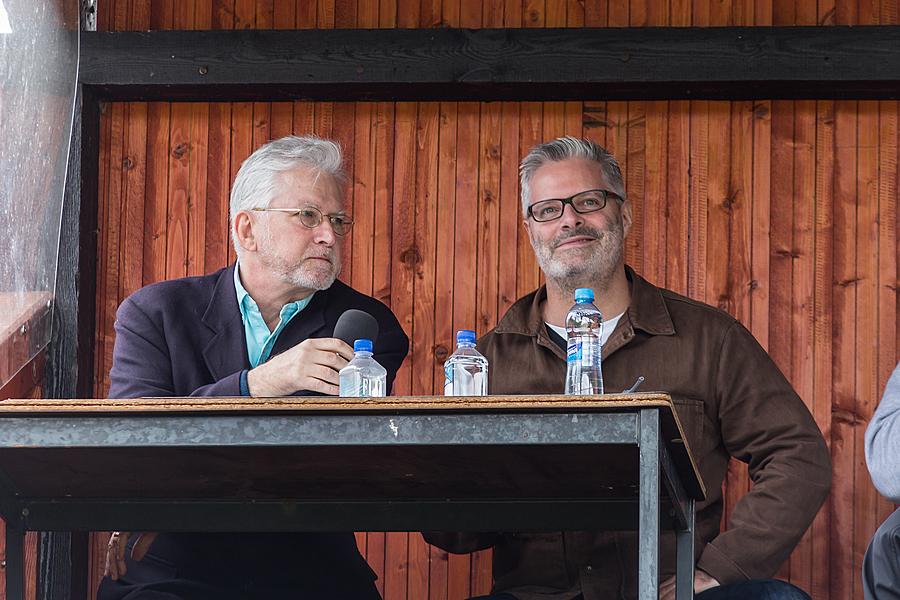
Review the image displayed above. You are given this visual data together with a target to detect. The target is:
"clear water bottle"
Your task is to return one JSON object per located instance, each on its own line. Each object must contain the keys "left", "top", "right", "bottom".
{"left": 564, "top": 288, "right": 604, "bottom": 395}
{"left": 339, "top": 339, "right": 387, "bottom": 397}
{"left": 444, "top": 330, "right": 489, "bottom": 396}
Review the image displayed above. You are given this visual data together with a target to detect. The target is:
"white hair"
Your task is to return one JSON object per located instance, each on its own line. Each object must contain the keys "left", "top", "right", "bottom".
{"left": 519, "top": 136, "right": 626, "bottom": 214}
{"left": 229, "top": 135, "right": 347, "bottom": 254}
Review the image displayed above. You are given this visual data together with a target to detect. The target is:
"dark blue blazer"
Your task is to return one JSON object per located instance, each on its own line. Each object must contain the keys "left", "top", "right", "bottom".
{"left": 99, "top": 265, "right": 409, "bottom": 600}
{"left": 109, "top": 264, "right": 408, "bottom": 399}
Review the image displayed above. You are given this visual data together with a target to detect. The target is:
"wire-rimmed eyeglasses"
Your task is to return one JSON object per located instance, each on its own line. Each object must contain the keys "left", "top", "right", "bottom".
{"left": 251, "top": 206, "right": 354, "bottom": 236}
{"left": 526, "top": 189, "right": 621, "bottom": 223}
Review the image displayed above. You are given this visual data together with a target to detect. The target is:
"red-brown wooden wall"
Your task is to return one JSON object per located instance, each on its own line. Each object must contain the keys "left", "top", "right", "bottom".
{"left": 87, "top": 1, "right": 900, "bottom": 599}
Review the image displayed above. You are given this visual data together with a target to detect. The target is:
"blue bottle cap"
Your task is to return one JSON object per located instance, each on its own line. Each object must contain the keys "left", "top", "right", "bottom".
{"left": 574, "top": 288, "right": 595, "bottom": 303}
{"left": 354, "top": 339, "right": 373, "bottom": 353}
{"left": 456, "top": 329, "right": 477, "bottom": 344}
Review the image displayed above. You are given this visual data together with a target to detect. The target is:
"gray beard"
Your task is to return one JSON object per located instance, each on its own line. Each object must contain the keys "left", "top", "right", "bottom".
{"left": 275, "top": 263, "right": 338, "bottom": 291}
{"left": 533, "top": 221, "right": 624, "bottom": 297}
{"left": 257, "top": 226, "right": 340, "bottom": 291}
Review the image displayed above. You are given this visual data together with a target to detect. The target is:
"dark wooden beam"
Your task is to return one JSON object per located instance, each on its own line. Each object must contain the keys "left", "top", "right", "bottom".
{"left": 41, "top": 85, "right": 99, "bottom": 600}
{"left": 79, "top": 26, "right": 900, "bottom": 101}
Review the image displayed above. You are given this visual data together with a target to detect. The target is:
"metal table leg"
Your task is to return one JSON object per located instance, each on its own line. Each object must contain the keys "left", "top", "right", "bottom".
{"left": 638, "top": 408, "right": 660, "bottom": 600}
{"left": 5, "top": 519, "right": 25, "bottom": 600}
{"left": 676, "top": 498, "right": 695, "bottom": 600}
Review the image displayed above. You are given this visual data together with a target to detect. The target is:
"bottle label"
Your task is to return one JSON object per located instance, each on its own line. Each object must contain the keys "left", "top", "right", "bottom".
{"left": 443, "top": 364, "right": 454, "bottom": 395}
{"left": 566, "top": 339, "right": 582, "bottom": 362}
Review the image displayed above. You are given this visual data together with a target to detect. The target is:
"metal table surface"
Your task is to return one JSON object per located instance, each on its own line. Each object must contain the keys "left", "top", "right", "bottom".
{"left": 0, "top": 393, "right": 705, "bottom": 600}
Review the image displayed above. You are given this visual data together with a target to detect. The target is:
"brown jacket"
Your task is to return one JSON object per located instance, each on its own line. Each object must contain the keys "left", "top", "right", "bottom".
{"left": 425, "top": 267, "right": 831, "bottom": 600}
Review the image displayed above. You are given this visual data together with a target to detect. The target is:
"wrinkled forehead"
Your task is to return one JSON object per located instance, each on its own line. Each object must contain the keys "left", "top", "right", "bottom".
{"left": 272, "top": 166, "right": 346, "bottom": 212}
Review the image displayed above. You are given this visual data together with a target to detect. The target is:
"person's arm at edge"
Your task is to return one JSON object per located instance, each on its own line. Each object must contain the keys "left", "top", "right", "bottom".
{"left": 865, "top": 362, "right": 900, "bottom": 503}
{"left": 695, "top": 321, "right": 832, "bottom": 585}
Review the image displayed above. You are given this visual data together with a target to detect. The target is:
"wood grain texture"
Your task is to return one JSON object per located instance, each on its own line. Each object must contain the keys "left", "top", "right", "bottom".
{"left": 79, "top": 1, "right": 900, "bottom": 599}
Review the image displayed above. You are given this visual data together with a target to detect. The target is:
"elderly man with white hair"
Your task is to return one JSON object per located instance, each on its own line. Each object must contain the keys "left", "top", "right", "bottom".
{"left": 97, "top": 136, "right": 408, "bottom": 600}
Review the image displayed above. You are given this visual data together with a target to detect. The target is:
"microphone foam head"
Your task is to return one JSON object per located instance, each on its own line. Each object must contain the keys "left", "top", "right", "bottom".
{"left": 333, "top": 309, "right": 379, "bottom": 348}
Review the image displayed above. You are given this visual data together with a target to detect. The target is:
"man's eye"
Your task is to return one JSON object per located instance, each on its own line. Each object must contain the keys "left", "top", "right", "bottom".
{"left": 298, "top": 210, "right": 317, "bottom": 219}
{"left": 581, "top": 198, "right": 599, "bottom": 207}
{"left": 539, "top": 206, "right": 560, "bottom": 217}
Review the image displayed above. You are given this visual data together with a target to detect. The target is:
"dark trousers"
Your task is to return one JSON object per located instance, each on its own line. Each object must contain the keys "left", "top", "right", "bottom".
{"left": 96, "top": 532, "right": 381, "bottom": 600}
{"left": 470, "top": 579, "right": 811, "bottom": 600}
{"left": 864, "top": 506, "right": 900, "bottom": 600}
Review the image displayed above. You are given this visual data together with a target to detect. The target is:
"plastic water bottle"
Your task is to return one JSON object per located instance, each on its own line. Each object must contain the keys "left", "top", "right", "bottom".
{"left": 339, "top": 339, "right": 387, "bottom": 397}
{"left": 564, "top": 288, "right": 604, "bottom": 395}
{"left": 444, "top": 330, "right": 489, "bottom": 396}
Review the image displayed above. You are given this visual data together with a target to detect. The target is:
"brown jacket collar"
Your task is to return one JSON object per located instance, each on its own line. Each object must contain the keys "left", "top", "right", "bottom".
{"left": 493, "top": 265, "right": 676, "bottom": 349}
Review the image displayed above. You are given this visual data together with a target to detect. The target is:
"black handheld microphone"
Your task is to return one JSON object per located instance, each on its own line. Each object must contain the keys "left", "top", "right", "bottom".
{"left": 333, "top": 309, "right": 379, "bottom": 349}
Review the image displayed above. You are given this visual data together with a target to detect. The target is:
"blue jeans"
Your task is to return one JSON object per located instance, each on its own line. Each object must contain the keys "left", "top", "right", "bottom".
{"left": 697, "top": 579, "right": 811, "bottom": 600}
{"left": 470, "top": 579, "right": 810, "bottom": 600}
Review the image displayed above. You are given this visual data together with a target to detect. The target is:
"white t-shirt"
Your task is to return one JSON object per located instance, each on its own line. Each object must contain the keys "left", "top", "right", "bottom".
{"left": 546, "top": 311, "right": 624, "bottom": 347}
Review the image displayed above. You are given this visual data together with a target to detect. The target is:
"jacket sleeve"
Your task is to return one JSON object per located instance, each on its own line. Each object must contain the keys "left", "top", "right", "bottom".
{"left": 109, "top": 296, "right": 244, "bottom": 399}
{"left": 696, "top": 321, "right": 832, "bottom": 584}
{"left": 866, "top": 362, "right": 900, "bottom": 502}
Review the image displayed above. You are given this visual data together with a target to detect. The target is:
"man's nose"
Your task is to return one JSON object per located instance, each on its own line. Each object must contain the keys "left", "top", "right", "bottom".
{"left": 313, "top": 220, "right": 337, "bottom": 245}
{"left": 558, "top": 203, "right": 584, "bottom": 228}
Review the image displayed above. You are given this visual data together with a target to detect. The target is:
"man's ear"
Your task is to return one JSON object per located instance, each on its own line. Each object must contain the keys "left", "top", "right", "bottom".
{"left": 523, "top": 217, "right": 536, "bottom": 246}
{"left": 620, "top": 199, "right": 634, "bottom": 237}
{"left": 233, "top": 211, "right": 258, "bottom": 253}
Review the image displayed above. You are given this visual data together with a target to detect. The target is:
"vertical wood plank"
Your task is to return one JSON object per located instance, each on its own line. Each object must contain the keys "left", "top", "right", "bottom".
{"left": 688, "top": 100, "right": 709, "bottom": 301}
{"left": 831, "top": 98, "right": 857, "bottom": 600}
{"left": 666, "top": 100, "right": 690, "bottom": 295}
{"left": 476, "top": 102, "right": 502, "bottom": 344}
{"left": 433, "top": 101, "right": 458, "bottom": 394}
{"left": 165, "top": 103, "right": 191, "bottom": 280}
{"left": 143, "top": 103, "right": 171, "bottom": 285}
{"left": 449, "top": 99, "right": 480, "bottom": 600}
{"left": 384, "top": 103, "right": 417, "bottom": 600}
{"left": 789, "top": 99, "right": 816, "bottom": 594}
{"left": 373, "top": 102, "right": 395, "bottom": 307}
{"left": 409, "top": 120, "right": 439, "bottom": 600}
{"left": 854, "top": 99, "right": 879, "bottom": 600}
{"left": 351, "top": 103, "right": 375, "bottom": 305}
{"left": 332, "top": 102, "right": 356, "bottom": 284}
{"left": 499, "top": 102, "right": 522, "bottom": 316}
{"left": 433, "top": 100, "right": 468, "bottom": 599}
{"left": 642, "top": 102, "right": 667, "bottom": 287}
{"left": 750, "top": 100, "right": 772, "bottom": 349}
{"left": 517, "top": 102, "right": 542, "bottom": 298}
{"left": 205, "top": 103, "right": 233, "bottom": 272}
{"left": 812, "top": 98, "right": 835, "bottom": 600}
{"left": 122, "top": 104, "right": 148, "bottom": 297}
{"left": 875, "top": 100, "right": 898, "bottom": 533}
{"left": 94, "top": 101, "right": 112, "bottom": 396}
{"left": 187, "top": 103, "right": 210, "bottom": 277}
{"left": 624, "top": 101, "right": 645, "bottom": 273}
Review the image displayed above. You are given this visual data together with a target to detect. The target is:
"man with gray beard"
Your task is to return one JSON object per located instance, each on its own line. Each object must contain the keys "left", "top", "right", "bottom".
{"left": 97, "top": 136, "right": 408, "bottom": 600}
{"left": 425, "top": 136, "right": 830, "bottom": 600}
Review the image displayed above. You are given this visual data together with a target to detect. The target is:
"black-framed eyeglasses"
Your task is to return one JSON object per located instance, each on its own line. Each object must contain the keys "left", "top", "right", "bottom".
{"left": 526, "top": 189, "right": 621, "bottom": 223}
{"left": 252, "top": 206, "right": 354, "bottom": 236}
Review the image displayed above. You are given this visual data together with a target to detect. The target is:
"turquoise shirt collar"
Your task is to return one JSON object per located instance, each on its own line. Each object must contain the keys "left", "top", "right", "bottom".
{"left": 234, "top": 263, "right": 314, "bottom": 368}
